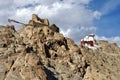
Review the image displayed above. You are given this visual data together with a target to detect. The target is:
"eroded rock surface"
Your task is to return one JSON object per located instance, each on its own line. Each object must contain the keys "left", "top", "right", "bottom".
{"left": 0, "top": 14, "right": 120, "bottom": 80}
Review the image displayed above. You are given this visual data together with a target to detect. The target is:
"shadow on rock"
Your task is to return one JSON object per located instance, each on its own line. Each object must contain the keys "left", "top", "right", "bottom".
{"left": 44, "top": 67, "right": 57, "bottom": 80}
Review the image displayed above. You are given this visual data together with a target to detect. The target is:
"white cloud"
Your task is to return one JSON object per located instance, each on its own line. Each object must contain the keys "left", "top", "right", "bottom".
{"left": 0, "top": 1, "right": 13, "bottom": 9}
{"left": 100, "top": 0, "right": 120, "bottom": 15}
{"left": 62, "top": 0, "right": 91, "bottom": 5}
{"left": 93, "top": 11, "right": 101, "bottom": 19}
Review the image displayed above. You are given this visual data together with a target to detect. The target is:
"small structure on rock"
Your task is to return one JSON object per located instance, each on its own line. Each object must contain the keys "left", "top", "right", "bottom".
{"left": 80, "top": 34, "right": 97, "bottom": 48}
{"left": 29, "top": 14, "right": 50, "bottom": 26}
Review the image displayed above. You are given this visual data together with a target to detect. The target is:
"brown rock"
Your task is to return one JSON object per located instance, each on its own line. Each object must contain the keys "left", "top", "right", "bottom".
{"left": 43, "top": 26, "right": 50, "bottom": 36}
{"left": 69, "top": 44, "right": 80, "bottom": 53}
{"left": 32, "top": 14, "right": 42, "bottom": 23}
{"left": 54, "top": 33, "right": 64, "bottom": 41}
{"left": 0, "top": 62, "right": 8, "bottom": 80}
{"left": 43, "top": 18, "right": 49, "bottom": 25}
{"left": 25, "top": 53, "right": 39, "bottom": 67}
{"left": 0, "top": 14, "right": 120, "bottom": 80}
{"left": 49, "top": 24, "right": 59, "bottom": 32}
{"left": 98, "top": 40, "right": 120, "bottom": 53}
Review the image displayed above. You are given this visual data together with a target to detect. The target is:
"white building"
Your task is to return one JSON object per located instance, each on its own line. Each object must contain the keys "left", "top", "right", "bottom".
{"left": 81, "top": 34, "right": 96, "bottom": 47}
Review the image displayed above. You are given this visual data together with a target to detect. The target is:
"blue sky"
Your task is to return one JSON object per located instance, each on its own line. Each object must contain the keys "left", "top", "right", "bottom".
{"left": 89, "top": 0, "right": 120, "bottom": 37}
{"left": 0, "top": 0, "right": 120, "bottom": 45}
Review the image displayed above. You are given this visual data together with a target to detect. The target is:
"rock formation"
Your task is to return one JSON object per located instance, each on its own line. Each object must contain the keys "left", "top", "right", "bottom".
{"left": 0, "top": 14, "right": 120, "bottom": 80}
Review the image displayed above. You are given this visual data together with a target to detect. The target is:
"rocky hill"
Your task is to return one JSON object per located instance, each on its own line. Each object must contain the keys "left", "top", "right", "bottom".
{"left": 0, "top": 14, "right": 120, "bottom": 80}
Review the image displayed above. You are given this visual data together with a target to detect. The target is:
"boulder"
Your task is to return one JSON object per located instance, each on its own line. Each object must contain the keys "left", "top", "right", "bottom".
{"left": 49, "top": 24, "right": 59, "bottom": 32}
{"left": 43, "top": 18, "right": 49, "bottom": 25}
{"left": 32, "top": 14, "right": 42, "bottom": 23}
